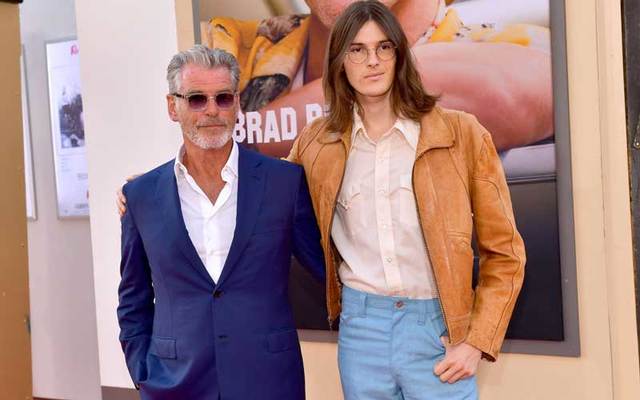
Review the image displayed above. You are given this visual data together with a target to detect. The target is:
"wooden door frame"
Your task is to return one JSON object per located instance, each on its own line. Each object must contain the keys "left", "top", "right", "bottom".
{"left": 0, "top": 2, "right": 32, "bottom": 399}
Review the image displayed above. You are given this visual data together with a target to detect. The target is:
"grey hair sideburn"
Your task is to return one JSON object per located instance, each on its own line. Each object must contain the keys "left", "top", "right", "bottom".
{"left": 166, "top": 45, "right": 240, "bottom": 93}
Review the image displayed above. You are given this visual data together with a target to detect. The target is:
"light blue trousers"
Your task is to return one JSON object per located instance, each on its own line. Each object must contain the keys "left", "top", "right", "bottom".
{"left": 338, "top": 286, "right": 478, "bottom": 400}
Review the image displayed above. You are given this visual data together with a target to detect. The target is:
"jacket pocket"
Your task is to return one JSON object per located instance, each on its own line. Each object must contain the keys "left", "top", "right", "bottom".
{"left": 267, "top": 330, "right": 299, "bottom": 353}
{"left": 446, "top": 232, "right": 474, "bottom": 269}
{"left": 148, "top": 336, "right": 177, "bottom": 359}
{"left": 446, "top": 232, "right": 475, "bottom": 310}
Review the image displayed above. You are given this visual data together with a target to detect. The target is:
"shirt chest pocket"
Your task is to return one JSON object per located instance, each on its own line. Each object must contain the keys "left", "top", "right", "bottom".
{"left": 336, "top": 182, "right": 363, "bottom": 237}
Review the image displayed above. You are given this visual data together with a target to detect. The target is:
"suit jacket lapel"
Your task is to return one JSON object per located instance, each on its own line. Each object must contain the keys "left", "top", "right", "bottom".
{"left": 155, "top": 162, "right": 215, "bottom": 287}
{"left": 216, "top": 146, "right": 265, "bottom": 288}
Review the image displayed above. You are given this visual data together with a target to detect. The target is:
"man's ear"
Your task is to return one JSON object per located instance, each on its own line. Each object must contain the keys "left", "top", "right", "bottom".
{"left": 167, "top": 94, "right": 179, "bottom": 121}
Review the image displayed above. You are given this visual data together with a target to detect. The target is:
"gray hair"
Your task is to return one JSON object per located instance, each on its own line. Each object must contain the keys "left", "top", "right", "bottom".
{"left": 166, "top": 45, "right": 240, "bottom": 93}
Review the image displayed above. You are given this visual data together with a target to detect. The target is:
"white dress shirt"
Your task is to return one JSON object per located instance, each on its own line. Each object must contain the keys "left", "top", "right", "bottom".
{"left": 174, "top": 141, "right": 239, "bottom": 283}
{"left": 332, "top": 112, "right": 438, "bottom": 299}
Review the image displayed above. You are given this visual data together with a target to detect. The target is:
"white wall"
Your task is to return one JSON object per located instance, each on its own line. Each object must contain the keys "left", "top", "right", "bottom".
{"left": 19, "top": 0, "right": 102, "bottom": 398}
{"left": 74, "top": 0, "right": 182, "bottom": 389}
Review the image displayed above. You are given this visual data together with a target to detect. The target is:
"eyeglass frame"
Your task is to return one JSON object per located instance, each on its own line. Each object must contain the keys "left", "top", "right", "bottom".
{"left": 171, "top": 91, "right": 238, "bottom": 111}
{"left": 344, "top": 41, "right": 397, "bottom": 64}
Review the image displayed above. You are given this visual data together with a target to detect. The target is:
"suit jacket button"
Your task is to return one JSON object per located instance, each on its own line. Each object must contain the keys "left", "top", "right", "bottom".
{"left": 213, "top": 290, "right": 223, "bottom": 298}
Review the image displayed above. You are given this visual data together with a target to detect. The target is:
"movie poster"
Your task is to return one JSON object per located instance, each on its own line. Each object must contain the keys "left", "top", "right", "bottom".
{"left": 200, "top": 0, "right": 564, "bottom": 341}
{"left": 46, "top": 39, "right": 89, "bottom": 218}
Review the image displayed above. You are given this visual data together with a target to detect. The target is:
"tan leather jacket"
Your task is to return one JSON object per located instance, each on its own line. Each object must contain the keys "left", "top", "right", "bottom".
{"left": 287, "top": 106, "right": 525, "bottom": 360}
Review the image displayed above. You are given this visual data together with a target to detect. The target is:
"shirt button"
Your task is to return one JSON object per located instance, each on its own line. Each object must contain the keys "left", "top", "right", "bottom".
{"left": 379, "top": 189, "right": 386, "bottom": 195}
{"left": 395, "top": 301, "right": 404, "bottom": 309}
{"left": 386, "top": 257, "right": 392, "bottom": 263}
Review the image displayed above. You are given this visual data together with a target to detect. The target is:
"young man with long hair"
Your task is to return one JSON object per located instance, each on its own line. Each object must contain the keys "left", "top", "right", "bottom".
{"left": 287, "top": 1, "right": 525, "bottom": 398}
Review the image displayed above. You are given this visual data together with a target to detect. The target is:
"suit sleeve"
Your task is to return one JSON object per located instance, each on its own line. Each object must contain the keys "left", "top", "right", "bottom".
{"left": 117, "top": 184, "right": 155, "bottom": 386}
{"left": 464, "top": 116, "right": 526, "bottom": 361}
{"left": 292, "top": 168, "right": 326, "bottom": 283}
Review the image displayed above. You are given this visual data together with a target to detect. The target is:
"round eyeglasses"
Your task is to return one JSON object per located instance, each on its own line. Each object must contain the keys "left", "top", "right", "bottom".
{"left": 345, "top": 41, "right": 397, "bottom": 64}
{"left": 172, "top": 91, "right": 236, "bottom": 111}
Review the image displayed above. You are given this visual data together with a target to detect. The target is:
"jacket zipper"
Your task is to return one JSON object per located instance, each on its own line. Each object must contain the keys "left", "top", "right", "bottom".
{"left": 412, "top": 161, "right": 451, "bottom": 343}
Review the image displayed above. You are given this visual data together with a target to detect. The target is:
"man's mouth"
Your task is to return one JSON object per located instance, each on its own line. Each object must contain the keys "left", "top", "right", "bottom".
{"left": 364, "top": 72, "right": 384, "bottom": 80}
{"left": 197, "top": 123, "right": 226, "bottom": 128}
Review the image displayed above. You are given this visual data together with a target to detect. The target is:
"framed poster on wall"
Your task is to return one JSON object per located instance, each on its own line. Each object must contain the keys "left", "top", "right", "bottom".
{"left": 46, "top": 38, "right": 89, "bottom": 218}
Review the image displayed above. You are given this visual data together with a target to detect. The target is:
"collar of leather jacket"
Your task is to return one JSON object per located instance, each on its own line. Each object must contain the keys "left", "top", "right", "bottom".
{"left": 316, "top": 106, "right": 455, "bottom": 158}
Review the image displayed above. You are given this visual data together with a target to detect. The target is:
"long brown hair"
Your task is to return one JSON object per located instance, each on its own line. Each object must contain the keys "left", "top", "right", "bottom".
{"left": 323, "top": 0, "right": 437, "bottom": 133}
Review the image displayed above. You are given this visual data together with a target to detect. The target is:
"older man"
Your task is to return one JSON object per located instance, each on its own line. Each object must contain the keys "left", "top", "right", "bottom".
{"left": 117, "top": 45, "right": 324, "bottom": 400}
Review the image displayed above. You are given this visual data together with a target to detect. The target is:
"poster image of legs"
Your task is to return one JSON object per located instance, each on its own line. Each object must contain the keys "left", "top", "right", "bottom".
{"left": 200, "top": 0, "right": 565, "bottom": 344}
{"left": 58, "top": 91, "right": 85, "bottom": 149}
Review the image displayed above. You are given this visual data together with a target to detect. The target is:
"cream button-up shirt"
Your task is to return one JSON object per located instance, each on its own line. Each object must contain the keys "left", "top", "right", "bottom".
{"left": 332, "top": 112, "right": 438, "bottom": 299}
{"left": 174, "top": 141, "right": 239, "bottom": 283}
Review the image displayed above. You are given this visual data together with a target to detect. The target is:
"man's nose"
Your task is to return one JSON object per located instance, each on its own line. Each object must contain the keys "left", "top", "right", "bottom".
{"left": 203, "top": 97, "right": 219, "bottom": 116}
{"left": 366, "top": 48, "right": 380, "bottom": 66}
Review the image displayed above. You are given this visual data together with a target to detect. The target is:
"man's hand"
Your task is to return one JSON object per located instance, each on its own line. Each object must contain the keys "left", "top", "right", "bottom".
{"left": 117, "top": 174, "right": 141, "bottom": 218}
{"left": 433, "top": 338, "right": 482, "bottom": 384}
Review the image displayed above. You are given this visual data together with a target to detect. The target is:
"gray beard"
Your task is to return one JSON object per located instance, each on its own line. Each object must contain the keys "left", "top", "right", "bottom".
{"left": 185, "top": 127, "right": 233, "bottom": 150}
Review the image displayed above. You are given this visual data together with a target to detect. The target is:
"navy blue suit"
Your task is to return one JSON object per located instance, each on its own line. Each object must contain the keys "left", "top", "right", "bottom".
{"left": 117, "top": 145, "right": 325, "bottom": 400}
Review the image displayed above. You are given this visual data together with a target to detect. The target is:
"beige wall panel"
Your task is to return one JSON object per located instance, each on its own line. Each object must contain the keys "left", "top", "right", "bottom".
{"left": 176, "top": 0, "right": 195, "bottom": 50}
{"left": 595, "top": 0, "right": 640, "bottom": 398}
{"left": 300, "top": 337, "right": 343, "bottom": 400}
{"left": 75, "top": 0, "right": 182, "bottom": 389}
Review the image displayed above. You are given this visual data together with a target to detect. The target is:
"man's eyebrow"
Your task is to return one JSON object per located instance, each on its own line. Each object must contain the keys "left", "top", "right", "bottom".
{"left": 184, "top": 88, "right": 234, "bottom": 95}
{"left": 349, "top": 40, "right": 392, "bottom": 46}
